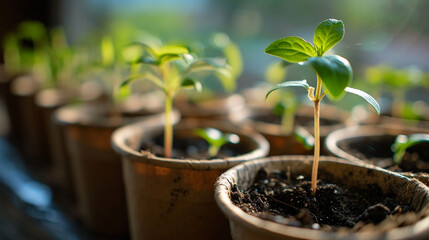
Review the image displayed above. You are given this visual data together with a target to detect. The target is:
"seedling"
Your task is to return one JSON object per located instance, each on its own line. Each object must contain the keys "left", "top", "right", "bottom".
{"left": 3, "top": 21, "right": 48, "bottom": 74}
{"left": 391, "top": 134, "right": 429, "bottom": 165}
{"left": 366, "top": 65, "right": 425, "bottom": 119}
{"left": 193, "top": 128, "right": 240, "bottom": 157}
{"left": 121, "top": 42, "right": 232, "bottom": 158}
{"left": 265, "top": 19, "right": 380, "bottom": 195}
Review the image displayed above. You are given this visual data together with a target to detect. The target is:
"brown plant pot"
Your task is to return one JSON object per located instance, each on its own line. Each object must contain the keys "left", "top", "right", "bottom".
{"left": 231, "top": 104, "right": 349, "bottom": 156}
{"left": 174, "top": 93, "right": 246, "bottom": 121}
{"left": 36, "top": 86, "right": 106, "bottom": 201}
{"left": 0, "top": 65, "right": 21, "bottom": 138}
{"left": 10, "top": 74, "right": 51, "bottom": 164}
{"left": 111, "top": 119, "right": 269, "bottom": 240}
{"left": 215, "top": 155, "right": 429, "bottom": 240}
{"left": 55, "top": 102, "right": 172, "bottom": 235}
{"left": 36, "top": 88, "right": 76, "bottom": 199}
{"left": 325, "top": 124, "right": 429, "bottom": 185}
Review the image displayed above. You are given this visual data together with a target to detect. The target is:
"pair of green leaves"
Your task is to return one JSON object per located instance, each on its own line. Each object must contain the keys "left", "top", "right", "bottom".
{"left": 265, "top": 19, "right": 380, "bottom": 114}
{"left": 194, "top": 128, "right": 240, "bottom": 157}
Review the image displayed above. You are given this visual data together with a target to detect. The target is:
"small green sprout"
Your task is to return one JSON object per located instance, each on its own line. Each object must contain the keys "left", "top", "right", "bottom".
{"left": 265, "top": 19, "right": 380, "bottom": 195}
{"left": 391, "top": 134, "right": 429, "bottom": 165}
{"left": 194, "top": 128, "right": 240, "bottom": 157}
{"left": 122, "top": 42, "right": 232, "bottom": 158}
{"left": 366, "top": 65, "right": 425, "bottom": 119}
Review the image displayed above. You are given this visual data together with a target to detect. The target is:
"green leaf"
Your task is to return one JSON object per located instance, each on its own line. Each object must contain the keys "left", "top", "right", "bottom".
{"left": 181, "top": 78, "right": 202, "bottom": 92}
{"left": 314, "top": 19, "right": 344, "bottom": 56}
{"left": 193, "top": 128, "right": 239, "bottom": 157}
{"left": 17, "top": 21, "right": 47, "bottom": 43}
{"left": 265, "top": 80, "right": 310, "bottom": 100}
{"left": 308, "top": 55, "right": 352, "bottom": 99}
{"left": 265, "top": 36, "right": 316, "bottom": 63}
{"left": 157, "top": 45, "right": 189, "bottom": 56}
{"left": 294, "top": 127, "right": 315, "bottom": 150}
{"left": 223, "top": 42, "right": 243, "bottom": 78}
{"left": 181, "top": 58, "right": 233, "bottom": 91}
{"left": 158, "top": 53, "right": 184, "bottom": 65}
{"left": 345, "top": 87, "right": 380, "bottom": 115}
{"left": 215, "top": 70, "right": 235, "bottom": 92}
{"left": 391, "top": 134, "right": 429, "bottom": 165}
{"left": 101, "top": 36, "right": 115, "bottom": 66}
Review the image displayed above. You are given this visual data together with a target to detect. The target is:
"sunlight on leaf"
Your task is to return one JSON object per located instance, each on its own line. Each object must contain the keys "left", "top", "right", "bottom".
{"left": 265, "top": 36, "right": 316, "bottom": 63}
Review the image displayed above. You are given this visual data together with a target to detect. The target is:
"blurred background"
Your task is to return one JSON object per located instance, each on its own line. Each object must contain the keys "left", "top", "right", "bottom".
{"left": 1, "top": 0, "right": 429, "bottom": 88}
{"left": 1, "top": 0, "right": 429, "bottom": 239}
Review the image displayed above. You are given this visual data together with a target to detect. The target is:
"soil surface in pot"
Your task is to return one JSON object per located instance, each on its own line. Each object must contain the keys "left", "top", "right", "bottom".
{"left": 338, "top": 135, "right": 429, "bottom": 173}
{"left": 140, "top": 133, "right": 248, "bottom": 159}
{"left": 231, "top": 168, "right": 414, "bottom": 232}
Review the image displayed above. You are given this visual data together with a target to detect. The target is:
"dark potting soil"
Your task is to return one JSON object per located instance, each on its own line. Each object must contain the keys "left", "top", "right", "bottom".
{"left": 250, "top": 112, "right": 339, "bottom": 127}
{"left": 338, "top": 135, "right": 429, "bottom": 173}
{"left": 140, "top": 133, "right": 247, "bottom": 159}
{"left": 231, "top": 168, "right": 412, "bottom": 231}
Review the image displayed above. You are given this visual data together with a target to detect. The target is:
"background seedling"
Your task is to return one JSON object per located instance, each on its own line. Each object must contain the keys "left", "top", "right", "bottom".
{"left": 265, "top": 19, "right": 380, "bottom": 195}
{"left": 193, "top": 127, "right": 240, "bottom": 157}
{"left": 391, "top": 134, "right": 429, "bottom": 165}
{"left": 121, "top": 42, "right": 232, "bottom": 158}
{"left": 366, "top": 65, "right": 426, "bottom": 120}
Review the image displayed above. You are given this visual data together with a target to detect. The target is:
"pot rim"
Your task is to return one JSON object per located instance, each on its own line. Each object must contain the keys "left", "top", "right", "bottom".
{"left": 325, "top": 124, "right": 429, "bottom": 164}
{"left": 54, "top": 102, "right": 171, "bottom": 128}
{"left": 214, "top": 155, "right": 429, "bottom": 240}
{"left": 111, "top": 118, "right": 270, "bottom": 170}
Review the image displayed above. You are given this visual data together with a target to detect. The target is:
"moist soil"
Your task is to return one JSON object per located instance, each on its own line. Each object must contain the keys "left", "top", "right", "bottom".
{"left": 140, "top": 133, "right": 247, "bottom": 159}
{"left": 338, "top": 135, "right": 429, "bottom": 173}
{"left": 231, "top": 168, "right": 412, "bottom": 231}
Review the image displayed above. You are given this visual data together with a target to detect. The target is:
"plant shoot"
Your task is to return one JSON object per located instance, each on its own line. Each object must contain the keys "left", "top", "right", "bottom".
{"left": 194, "top": 128, "right": 240, "bottom": 157}
{"left": 122, "top": 43, "right": 232, "bottom": 158}
{"left": 265, "top": 19, "right": 380, "bottom": 195}
{"left": 391, "top": 134, "right": 429, "bottom": 165}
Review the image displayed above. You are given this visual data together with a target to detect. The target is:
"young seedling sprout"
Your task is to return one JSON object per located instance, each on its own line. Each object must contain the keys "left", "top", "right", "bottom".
{"left": 265, "top": 19, "right": 380, "bottom": 195}
{"left": 193, "top": 128, "right": 240, "bottom": 158}
{"left": 391, "top": 134, "right": 429, "bottom": 165}
{"left": 121, "top": 43, "right": 232, "bottom": 158}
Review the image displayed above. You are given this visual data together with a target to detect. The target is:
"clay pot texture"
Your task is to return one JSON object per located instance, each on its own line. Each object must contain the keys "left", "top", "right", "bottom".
{"left": 325, "top": 124, "right": 429, "bottom": 185}
{"left": 231, "top": 104, "right": 349, "bottom": 156}
{"left": 111, "top": 119, "right": 269, "bottom": 240}
{"left": 55, "top": 102, "right": 170, "bottom": 235}
{"left": 174, "top": 93, "right": 246, "bottom": 121}
{"left": 215, "top": 155, "right": 429, "bottom": 240}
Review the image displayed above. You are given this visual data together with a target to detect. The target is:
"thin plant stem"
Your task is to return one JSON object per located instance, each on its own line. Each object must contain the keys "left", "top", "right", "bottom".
{"left": 311, "top": 99, "right": 320, "bottom": 196}
{"left": 164, "top": 92, "right": 173, "bottom": 158}
{"left": 311, "top": 75, "right": 322, "bottom": 196}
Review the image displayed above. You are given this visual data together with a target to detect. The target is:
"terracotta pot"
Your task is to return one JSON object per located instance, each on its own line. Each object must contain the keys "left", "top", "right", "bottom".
{"left": 35, "top": 88, "right": 76, "bottom": 199}
{"left": 36, "top": 86, "right": 106, "bottom": 200}
{"left": 325, "top": 124, "right": 429, "bottom": 185}
{"left": 215, "top": 155, "right": 429, "bottom": 240}
{"left": 10, "top": 74, "right": 51, "bottom": 164}
{"left": 111, "top": 119, "right": 269, "bottom": 240}
{"left": 0, "top": 65, "right": 21, "bottom": 138}
{"left": 174, "top": 93, "right": 246, "bottom": 121}
{"left": 55, "top": 102, "right": 171, "bottom": 235}
{"left": 231, "top": 104, "right": 349, "bottom": 156}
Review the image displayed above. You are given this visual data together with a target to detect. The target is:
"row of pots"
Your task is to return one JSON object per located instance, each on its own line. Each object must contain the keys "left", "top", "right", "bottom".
{"left": 2, "top": 70, "right": 429, "bottom": 239}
